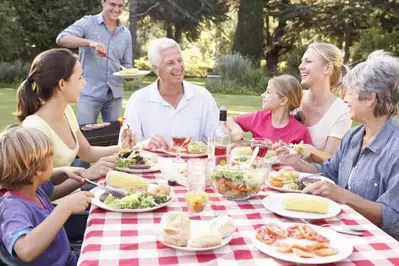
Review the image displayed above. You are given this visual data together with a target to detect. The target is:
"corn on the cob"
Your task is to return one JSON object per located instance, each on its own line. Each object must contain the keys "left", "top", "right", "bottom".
{"left": 106, "top": 170, "right": 149, "bottom": 189}
{"left": 283, "top": 194, "right": 329, "bottom": 214}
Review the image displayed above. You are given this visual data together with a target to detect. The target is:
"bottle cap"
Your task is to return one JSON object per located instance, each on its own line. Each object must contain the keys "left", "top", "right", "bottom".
{"left": 219, "top": 106, "right": 227, "bottom": 121}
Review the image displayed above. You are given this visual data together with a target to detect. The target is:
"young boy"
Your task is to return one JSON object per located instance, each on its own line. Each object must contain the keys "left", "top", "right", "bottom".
{"left": 0, "top": 126, "right": 93, "bottom": 265}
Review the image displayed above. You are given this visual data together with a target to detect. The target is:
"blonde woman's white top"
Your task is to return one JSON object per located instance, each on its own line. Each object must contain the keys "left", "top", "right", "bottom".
{"left": 308, "top": 97, "right": 352, "bottom": 151}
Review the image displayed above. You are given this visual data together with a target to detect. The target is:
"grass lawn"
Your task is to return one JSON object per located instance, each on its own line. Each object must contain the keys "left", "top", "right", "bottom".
{"left": 0, "top": 77, "right": 261, "bottom": 131}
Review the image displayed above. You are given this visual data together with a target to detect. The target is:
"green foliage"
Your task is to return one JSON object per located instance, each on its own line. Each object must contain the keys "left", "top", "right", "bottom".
{"left": 0, "top": 61, "right": 30, "bottom": 83}
{"left": 123, "top": 79, "right": 143, "bottom": 91}
{"left": 215, "top": 54, "right": 252, "bottom": 81}
{"left": 134, "top": 57, "right": 152, "bottom": 70}
{"left": 137, "top": 0, "right": 230, "bottom": 43}
{"left": 0, "top": 1, "right": 24, "bottom": 62}
{"left": 6, "top": 0, "right": 101, "bottom": 61}
{"left": 208, "top": 54, "right": 271, "bottom": 95}
{"left": 351, "top": 28, "right": 399, "bottom": 64}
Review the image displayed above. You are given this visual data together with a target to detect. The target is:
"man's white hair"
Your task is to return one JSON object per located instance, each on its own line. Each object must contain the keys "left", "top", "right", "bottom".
{"left": 147, "top": 38, "right": 181, "bottom": 67}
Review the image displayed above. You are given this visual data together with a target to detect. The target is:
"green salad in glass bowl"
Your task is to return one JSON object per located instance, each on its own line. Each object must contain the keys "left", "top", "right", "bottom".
{"left": 208, "top": 156, "right": 269, "bottom": 200}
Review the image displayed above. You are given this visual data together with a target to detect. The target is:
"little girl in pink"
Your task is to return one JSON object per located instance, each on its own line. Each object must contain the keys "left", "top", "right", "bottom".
{"left": 227, "top": 75, "right": 312, "bottom": 144}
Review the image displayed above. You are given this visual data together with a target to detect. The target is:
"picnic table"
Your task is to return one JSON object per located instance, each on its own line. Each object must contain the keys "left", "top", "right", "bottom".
{"left": 77, "top": 162, "right": 399, "bottom": 266}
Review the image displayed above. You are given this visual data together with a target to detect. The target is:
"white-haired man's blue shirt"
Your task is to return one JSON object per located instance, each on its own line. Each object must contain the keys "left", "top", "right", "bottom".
{"left": 124, "top": 80, "right": 219, "bottom": 142}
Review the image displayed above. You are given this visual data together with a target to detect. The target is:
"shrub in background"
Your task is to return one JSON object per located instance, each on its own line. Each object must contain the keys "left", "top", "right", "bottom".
{"left": 123, "top": 79, "right": 143, "bottom": 91}
{"left": 0, "top": 60, "right": 30, "bottom": 83}
{"left": 207, "top": 53, "right": 271, "bottom": 95}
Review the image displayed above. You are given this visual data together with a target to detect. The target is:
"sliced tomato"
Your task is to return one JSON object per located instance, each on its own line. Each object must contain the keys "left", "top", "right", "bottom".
{"left": 256, "top": 227, "right": 276, "bottom": 245}
{"left": 298, "top": 224, "right": 316, "bottom": 240}
{"left": 275, "top": 243, "right": 292, "bottom": 253}
{"left": 266, "top": 223, "right": 288, "bottom": 238}
{"left": 292, "top": 247, "right": 314, "bottom": 258}
{"left": 311, "top": 231, "right": 330, "bottom": 243}
{"left": 287, "top": 225, "right": 304, "bottom": 239}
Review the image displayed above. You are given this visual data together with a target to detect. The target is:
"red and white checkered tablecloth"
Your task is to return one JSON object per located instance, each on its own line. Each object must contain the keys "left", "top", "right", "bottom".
{"left": 78, "top": 171, "right": 399, "bottom": 266}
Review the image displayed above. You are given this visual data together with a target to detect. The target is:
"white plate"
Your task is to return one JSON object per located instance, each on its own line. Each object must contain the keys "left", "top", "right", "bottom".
{"left": 114, "top": 166, "right": 159, "bottom": 174}
{"left": 263, "top": 193, "right": 341, "bottom": 220}
{"left": 163, "top": 150, "right": 207, "bottom": 158}
{"left": 158, "top": 220, "right": 233, "bottom": 252}
{"left": 90, "top": 186, "right": 174, "bottom": 213}
{"left": 252, "top": 222, "right": 353, "bottom": 264}
{"left": 266, "top": 173, "right": 335, "bottom": 193}
{"left": 113, "top": 70, "right": 150, "bottom": 78}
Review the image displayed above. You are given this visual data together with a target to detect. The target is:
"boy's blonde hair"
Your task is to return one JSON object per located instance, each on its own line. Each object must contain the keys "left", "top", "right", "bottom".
{"left": 0, "top": 126, "right": 53, "bottom": 191}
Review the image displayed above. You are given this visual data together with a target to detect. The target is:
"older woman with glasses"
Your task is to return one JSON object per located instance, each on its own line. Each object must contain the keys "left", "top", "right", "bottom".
{"left": 276, "top": 50, "right": 399, "bottom": 239}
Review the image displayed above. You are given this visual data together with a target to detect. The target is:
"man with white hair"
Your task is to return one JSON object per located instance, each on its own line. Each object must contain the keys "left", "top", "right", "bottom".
{"left": 124, "top": 38, "right": 219, "bottom": 148}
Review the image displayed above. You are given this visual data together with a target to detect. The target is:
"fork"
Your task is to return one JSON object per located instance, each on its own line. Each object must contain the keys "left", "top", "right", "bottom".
{"left": 85, "top": 179, "right": 126, "bottom": 198}
{"left": 97, "top": 50, "right": 127, "bottom": 70}
{"left": 299, "top": 218, "right": 364, "bottom": 236}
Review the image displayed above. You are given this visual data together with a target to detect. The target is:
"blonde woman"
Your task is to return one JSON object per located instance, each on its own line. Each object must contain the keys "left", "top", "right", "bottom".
{"left": 227, "top": 75, "right": 312, "bottom": 144}
{"left": 296, "top": 42, "right": 352, "bottom": 162}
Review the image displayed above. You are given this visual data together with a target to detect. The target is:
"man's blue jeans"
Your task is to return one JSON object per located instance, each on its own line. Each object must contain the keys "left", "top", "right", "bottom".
{"left": 76, "top": 91, "right": 123, "bottom": 125}
{"left": 74, "top": 90, "right": 122, "bottom": 168}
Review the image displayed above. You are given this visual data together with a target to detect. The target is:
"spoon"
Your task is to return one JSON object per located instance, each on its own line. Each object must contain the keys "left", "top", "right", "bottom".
{"left": 248, "top": 146, "right": 259, "bottom": 168}
{"left": 85, "top": 179, "right": 126, "bottom": 198}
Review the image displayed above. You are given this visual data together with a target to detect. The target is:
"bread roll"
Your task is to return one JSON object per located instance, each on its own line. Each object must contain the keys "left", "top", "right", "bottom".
{"left": 160, "top": 212, "right": 191, "bottom": 247}
{"left": 210, "top": 216, "right": 236, "bottom": 238}
{"left": 189, "top": 225, "right": 222, "bottom": 248}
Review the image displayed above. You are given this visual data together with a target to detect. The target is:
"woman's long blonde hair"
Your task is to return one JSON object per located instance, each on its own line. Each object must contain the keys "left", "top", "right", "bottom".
{"left": 308, "top": 42, "right": 348, "bottom": 99}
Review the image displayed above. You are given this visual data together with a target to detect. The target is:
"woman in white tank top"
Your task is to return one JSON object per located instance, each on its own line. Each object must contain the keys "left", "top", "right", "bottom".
{"left": 298, "top": 42, "right": 352, "bottom": 163}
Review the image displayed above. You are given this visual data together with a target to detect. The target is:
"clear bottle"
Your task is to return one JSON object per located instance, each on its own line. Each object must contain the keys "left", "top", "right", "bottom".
{"left": 212, "top": 106, "right": 231, "bottom": 165}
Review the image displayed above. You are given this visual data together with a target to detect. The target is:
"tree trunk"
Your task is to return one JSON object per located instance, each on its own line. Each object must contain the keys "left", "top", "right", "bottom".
{"left": 129, "top": 0, "right": 138, "bottom": 64}
{"left": 166, "top": 24, "right": 173, "bottom": 39}
{"left": 232, "top": 0, "right": 264, "bottom": 66}
{"left": 266, "top": 49, "right": 279, "bottom": 73}
{"left": 174, "top": 25, "right": 182, "bottom": 44}
{"left": 343, "top": 28, "right": 352, "bottom": 64}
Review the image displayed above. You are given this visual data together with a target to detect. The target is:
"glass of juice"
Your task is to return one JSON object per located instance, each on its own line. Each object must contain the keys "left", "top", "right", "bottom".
{"left": 185, "top": 159, "right": 209, "bottom": 215}
{"left": 250, "top": 138, "right": 271, "bottom": 158}
{"left": 171, "top": 136, "right": 191, "bottom": 163}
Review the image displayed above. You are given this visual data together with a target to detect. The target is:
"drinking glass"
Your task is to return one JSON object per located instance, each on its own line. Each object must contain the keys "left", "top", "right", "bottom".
{"left": 171, "top": 124, "right": 190, "bottom": 163}
{"left": 185, "top": 159, "right": 209, "bottom": 215}
{"left": 250, "top": 138, "right": 271, "bottom": 158}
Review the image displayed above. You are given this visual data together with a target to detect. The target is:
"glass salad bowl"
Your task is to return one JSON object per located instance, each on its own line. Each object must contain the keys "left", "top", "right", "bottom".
{"left": 207, "top": 156, "right": 270, "bottom": 201}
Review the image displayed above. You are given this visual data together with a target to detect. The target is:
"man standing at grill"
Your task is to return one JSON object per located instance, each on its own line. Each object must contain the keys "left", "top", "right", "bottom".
{"left": 56, "top": 0, "right": 132, "bottom": 125}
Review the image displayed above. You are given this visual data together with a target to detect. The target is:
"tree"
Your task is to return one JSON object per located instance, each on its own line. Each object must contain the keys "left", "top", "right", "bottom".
{"left": 232, "top": 0, "right": 264, "bottom": 66}
{"left": 136, "top": 0, "right": 230, "bottom": 44}
{"left": 315, "top": 0, "right": 371, "bottom": 63}
{"left": 0, "top": 0, "right": 24, "bottom": 61}
{"left": 263, "top": 0, "right": 316, "bottom": 72}
{"left": 11, "top": 0, "right": 101, "bottom": 60}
